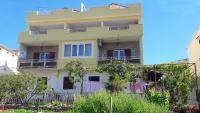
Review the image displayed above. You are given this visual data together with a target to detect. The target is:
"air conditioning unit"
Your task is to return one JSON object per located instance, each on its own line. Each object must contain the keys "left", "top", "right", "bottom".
{"left": 97, "top": 39, "right": 102, "bottom": 47}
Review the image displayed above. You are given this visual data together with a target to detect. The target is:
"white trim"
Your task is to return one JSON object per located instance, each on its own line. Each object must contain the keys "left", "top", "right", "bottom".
{"left": 62, "top": 41, "right": 94, "bottom": 59}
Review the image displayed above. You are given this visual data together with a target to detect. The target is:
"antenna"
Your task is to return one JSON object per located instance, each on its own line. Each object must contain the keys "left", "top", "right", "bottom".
{"left": 81, "top": 2, "right": 86, "bottom": 12}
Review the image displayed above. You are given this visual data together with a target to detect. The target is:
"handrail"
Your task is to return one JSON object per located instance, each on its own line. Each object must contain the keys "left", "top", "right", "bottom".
{"left": 19, "top": 59, "right": 57, "bottom": 68}
{"left": 98, "top": 56, "right": 140, "bottom": 61}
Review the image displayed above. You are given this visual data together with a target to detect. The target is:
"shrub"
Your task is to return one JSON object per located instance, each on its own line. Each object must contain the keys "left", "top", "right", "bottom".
{"left": 8, "top": 109, "right": 73, "bottom": 113}
{"left": 145, "top": 90, "right": 170, "bottom": 107}
{"left": 52, "top": 101, "right": 62, "bottom": 107}
{"left": 72, "top": 91, "right": 169, "bottom": 113}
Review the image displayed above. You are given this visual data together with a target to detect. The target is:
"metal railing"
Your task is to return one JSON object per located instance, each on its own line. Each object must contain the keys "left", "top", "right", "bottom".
{"left": 98, "top": 56, "right": 139, "bottom": 60}
{"left": 98, "top": 56, "right": 140, "bottom": 63}
{"left": 108, "top": 25, "right": 129, "bottom": 31}
{"left": 68, "top": 28, "right": 87, "bottom": 33}
{"left": 19, "top": 59, "right": 57, "bottom": 68}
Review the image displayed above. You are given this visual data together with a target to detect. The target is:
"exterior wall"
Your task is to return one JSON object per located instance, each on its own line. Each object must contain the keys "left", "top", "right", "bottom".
{"left": 57, "top": 39, "right": 98, "bottom": 68}
{"left": 0, "top": 46, "right": 18, "bottom": 75}
{"left": 26, "top": 46, "right": 58, "bottom": 59}
{"left": 100, "top": 41, "right": 140, "bottom": 58}
{"left": 26, "top": 4, "right": 141, "bottom": 25}
{"left": 24, "top": 69, "right": 109, "bottom": 93}
{"left": 188, "top": 27, "right": 200, "bottom": 74}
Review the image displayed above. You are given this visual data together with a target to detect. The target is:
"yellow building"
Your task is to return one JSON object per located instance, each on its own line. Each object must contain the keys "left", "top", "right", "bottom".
{"left": 18, "top": 3, "right": 143, "bottom": 93}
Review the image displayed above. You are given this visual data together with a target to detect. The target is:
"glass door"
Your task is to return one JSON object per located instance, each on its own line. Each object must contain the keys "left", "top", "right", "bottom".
{"left": 113, "top": 50, "right": 125, "bottom": 60}
{"left": 39, "top": 52, "right": 49, "bottom": 62}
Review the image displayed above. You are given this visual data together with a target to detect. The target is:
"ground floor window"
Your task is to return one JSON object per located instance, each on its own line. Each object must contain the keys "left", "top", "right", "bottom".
{"left": 63, "top": 77, "right": 74, "bottom": 89}
{"left": 88, "top": 76, "right": 100, "bottom": 82}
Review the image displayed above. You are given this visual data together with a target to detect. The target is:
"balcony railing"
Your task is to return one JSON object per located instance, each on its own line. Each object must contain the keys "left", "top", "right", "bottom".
{"left": 19, "top": 59, "right": 57, "bottom": 68}
{"left": 109, "top": 25, "right": 129, "bottom": 31}
{"left": 98, "top": 56, "right": 140, "bottom": 64}
{"left": 68, "top": 28, "right": 87, "bottom": 33}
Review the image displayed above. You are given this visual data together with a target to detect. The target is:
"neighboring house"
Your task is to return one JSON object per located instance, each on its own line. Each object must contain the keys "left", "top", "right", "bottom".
{"left": 188, "top": 27, "right": 200, "bottom": 75}
{"left": 0, "top": 45, "right": 19, "bottom": 75}
{"left": 18, "top": 3, "right": 143, "bottom": 93}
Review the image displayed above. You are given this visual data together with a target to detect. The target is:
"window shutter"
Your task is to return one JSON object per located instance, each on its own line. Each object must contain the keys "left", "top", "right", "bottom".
{"left": 107, "top": 50, "right": 113, "bottom": 58}
{"left": 125, "top": 49, "right": 131, "bottom": 57}
{"left": 33, "top": 52, "right": 40, "bottom": 59}
{"left": 49, "top": 52, "right": 56, "bottom": 59}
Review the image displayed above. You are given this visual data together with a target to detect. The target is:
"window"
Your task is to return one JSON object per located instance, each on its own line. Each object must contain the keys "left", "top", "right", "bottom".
{"left": 85, "top": 43, "right": 92, "bottom": 56}
{"left": 64, "top": 43, "right": 92, "bottom": 58}
{"left": 72, "top": 45, "right": 78, "bottom": 56}
{"left": 64, "top": 45, "right": 71, "bottom": 57}
{"left": 63, "top": 77, "right": 74, "bottom": 89}
{"left": 79, "top": 44, "right": 84, "bottom": 56}
{"left": 89, "top": 76, "right": 100, "bottom": 82}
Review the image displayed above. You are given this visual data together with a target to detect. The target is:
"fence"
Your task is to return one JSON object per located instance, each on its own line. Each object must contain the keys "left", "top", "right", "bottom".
{"left": 0, "top": 92, "right": 78, "bottom": 105}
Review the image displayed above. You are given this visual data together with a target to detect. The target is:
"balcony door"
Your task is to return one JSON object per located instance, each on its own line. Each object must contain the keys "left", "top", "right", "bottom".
{"left": 113, "top": 50, "right": 125, "bottom": 60}
{"left": 39, "top": 52, "right": 49, "bottom": 62}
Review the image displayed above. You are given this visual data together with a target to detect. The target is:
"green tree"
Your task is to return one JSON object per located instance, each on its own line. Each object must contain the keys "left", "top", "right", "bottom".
{"left": 96, "top": 60, "right": 140, "bottom": 92}
{"left": 156, "top": 64, "right": 193, "bottom": 106}
{"left": 0, "top": 72, "right": 47, "bottom": 104}
{"left": 58, "top": 60, "right": 90, "bottom": 94}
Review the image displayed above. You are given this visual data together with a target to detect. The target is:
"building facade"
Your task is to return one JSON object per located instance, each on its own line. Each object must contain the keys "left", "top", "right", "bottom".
{"left": 18, "top": 3, "right": 143, "bottom": 93}
{"left": 188, "top": 27, "right": 200, "bottom": 75}
{"left": 0, "top": 45, "right": 19, "bottom": 75}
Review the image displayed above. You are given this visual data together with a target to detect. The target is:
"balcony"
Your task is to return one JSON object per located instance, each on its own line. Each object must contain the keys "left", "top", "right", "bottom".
{"left": 98, "top": 56, "right": 140, "bottom": 64}
{"left": 19, "top": 59, "right": 57, "bottom": 68}
{"left": 18, "top": 24, "right": 142, "bottom": 43}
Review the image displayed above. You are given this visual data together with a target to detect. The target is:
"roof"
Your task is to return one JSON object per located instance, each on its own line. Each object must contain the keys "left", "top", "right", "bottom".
{"left": 109, "top": 3, "right": 128, "bottom": 8}
{"left": 0, "top": 45, "right": 18, "bottom": 56}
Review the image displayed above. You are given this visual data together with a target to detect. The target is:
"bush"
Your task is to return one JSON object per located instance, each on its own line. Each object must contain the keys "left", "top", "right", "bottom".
{"left": 8, "top": 109, "right": 72, "bottom": 113}
{"left": 52, "top": 101, "right": 62, "bottom": 107}
{"left": 146, "top": 90, "right": 170, "bottom": 107}
{"left": 71, "top": 91, "right": 169, "bottom": 113}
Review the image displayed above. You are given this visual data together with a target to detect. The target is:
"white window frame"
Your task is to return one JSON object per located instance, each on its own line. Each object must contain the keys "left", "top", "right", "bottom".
{"left": 63, "top": 41, "right": 93, "bottom": 59}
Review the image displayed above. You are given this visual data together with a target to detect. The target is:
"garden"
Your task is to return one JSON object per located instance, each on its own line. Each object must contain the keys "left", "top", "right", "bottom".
{"left": 0, "top": 60, "right": 200, "bottom": 113}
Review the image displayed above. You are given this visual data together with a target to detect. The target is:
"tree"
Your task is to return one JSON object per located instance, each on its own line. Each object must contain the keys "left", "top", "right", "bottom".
{"left": 58, "top": 60, "right": 90, "bottom": 94}
{"left": 96, "top": 60, "right": 140, "bottom": 92}
{"left": 0, "top": 72, "right": 47, "bottom": 105}
{"left": 156, "top": 64, "right": 193, "bottom": 106}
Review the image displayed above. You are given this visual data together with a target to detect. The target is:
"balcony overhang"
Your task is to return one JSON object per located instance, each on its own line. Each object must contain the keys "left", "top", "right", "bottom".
{"left": 19, "top": 24, "right": 142, "bottom": 44}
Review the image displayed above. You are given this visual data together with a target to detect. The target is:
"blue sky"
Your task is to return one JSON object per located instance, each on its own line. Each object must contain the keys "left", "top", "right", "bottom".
{"left": 0, "top": 0, "right": 200, "bottom": 64}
